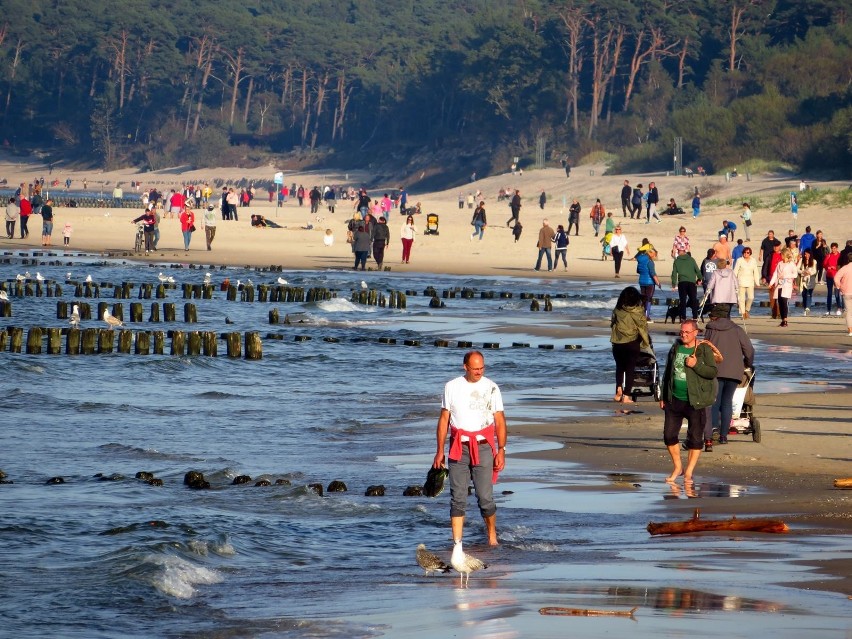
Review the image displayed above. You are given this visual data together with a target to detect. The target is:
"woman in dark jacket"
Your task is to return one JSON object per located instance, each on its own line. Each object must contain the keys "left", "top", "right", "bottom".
{"left": 610, "top": 286, "right": 651, "bottom": 403}
{"left": 353, "top": 225, "right": 371, "bottom": 270}
{"left": 372, "top": 217, "right": 390, "bottom": 269}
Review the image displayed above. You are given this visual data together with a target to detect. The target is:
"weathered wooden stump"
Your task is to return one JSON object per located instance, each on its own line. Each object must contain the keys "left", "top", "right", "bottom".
{"left": 163, "top": 303, "right": 176, "bottom": 322}
{"left": 182, "top": 283, "right": 192, "bottom": 299}
{"left": 184, "top": 303, "right": 197, "bottom": 323}
{"left": 149, "top": 302, "right": 160, "bottom": 322}
{"left": 56, "top": 301, "right": 68, "bottom": 320}
{"left": 0, "top": 300, "right": 10, "bottom": 317}
{"left": 269, "top": 308, "right": 279, "bottom": 324}
{"left": 258, "top": 285, "right": 269, "bottom": 302}
{"left": 117, "top": 330, "right": 133, "bottom": 353}
{"left": 98, "top": 328, "right": 115, "bottom": 354}
{"left": 245, "top": 331, "right": 262, "bottom": 360}
{"left": 243, "top": 285, "right": 255, "bottom": 303}
{"left": 130, "top": 302, "right": 143, "bottom": 323}
{"left": 9, "top": 327, "right": 23, "bottom": 353}
{"left": 227, "top": 285, "right": 238, "bottom": 301}
{"left": 66, "top": 328, "right": 81, "bottom": 354}
{"left": 135, "top": 331, "right": 150, "bottom": 355}
{"left": 0, "top": 329, "right": 6, "bottom": 351}
{"left": 47, "top": 327, "right": 62, "bottom": 354}
{"left": 226, "top": 332, "right": 241, "bottom": 358}
{"left": 153, "top": 331, "right": 165, "bottom": 355}
{"left": 202, "top": 331, "right": 218, "bottom": 356}
{"left": 171, "top": 330, "right": 186, "bottom": 356}
{"left": 187, "top": 331, "right": 202, "bottom": 356}
{"left": 26, "top": 327, "right": 43, "bottom": 354}
{"left": 111, "top": 303, "right": 124, "bottom": 322}
{"left": 156, "top": 283, "right": 166, "bottom": 299}
{"left": 79, "top": 302, "right": 92, "bottom": 320}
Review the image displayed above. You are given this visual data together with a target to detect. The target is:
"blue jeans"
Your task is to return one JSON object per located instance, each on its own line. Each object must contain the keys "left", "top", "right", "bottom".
{"left": 182, "top": 230, "right": 192, "bottom": 250}
{"left": 801, "top": 287, "right": 813, "bottom": 309}
{"left": 708, "top": 377, "right": 739, "bottom": 441}
{"left": 449, "top": 440, "right": 496, "bottom": 518}
{"left": 471, "top": 221, "right": 484, "bottom": 240}
{"left": 535, "top": 248, "right": 552, "bottom": 271}
{"left": 826, "top": 277, "right": 844, "bottom": 312}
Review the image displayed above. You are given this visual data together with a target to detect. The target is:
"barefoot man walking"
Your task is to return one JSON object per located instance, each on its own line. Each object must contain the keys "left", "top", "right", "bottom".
{"left": 433, "top": 351, "right": 507, "bottom": 546}
{"left": 659, "top": 320, "right": 718, "bottom": 484}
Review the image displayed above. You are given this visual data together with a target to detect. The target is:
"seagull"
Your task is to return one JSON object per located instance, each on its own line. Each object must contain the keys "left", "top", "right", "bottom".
{"left": 102, "top": 309, "right": 123, "bottom": 328}
{"left": 69, "top": 304, "right": 80, "bottom": 328}
{"left": 277, "top": 277, "right": 289, "bottom": 285}
{"left": 225, "top": 316, "right": 234, "bottom": 325}
{"left": 36, "top": 272, "right": 45, "bottom": 282}
{"left": 451, "top": 541, "right": 487, "bottom": 587}
{"left": 24, "top": 271, "right": 31, "bottom": 279}
{"left": 235, "top": 279, "right": 241, "bottom": 288}
{"left": 166, "top": 276, "right": 176, "bottom": 284}
{"left": 360, "top": 280, "right": 368, "bottom": 290}
{"left": 0, "top": 290, "right": 8, "bottom": 301}
{"left": 85, "top": 274, "right": 93, "bottom": 283}
{"left": 66, "top": 272, "right": 72, "bottom": 281}
{"left": 416, "top": 544, "right": 452, "bottom": 576}
{"left": 246, "top": 278, "right": 253, "bottom": 286}
{"left": 203, "top": 273, "right": 212, "bottom": 285}
{"left": 157, "top": 272, "right": 169, "bottom": 283}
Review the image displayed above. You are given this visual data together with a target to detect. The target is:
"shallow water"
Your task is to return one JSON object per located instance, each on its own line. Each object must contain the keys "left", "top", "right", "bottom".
{"left": 1, "top": 256, "right": 850, "bottom": 638}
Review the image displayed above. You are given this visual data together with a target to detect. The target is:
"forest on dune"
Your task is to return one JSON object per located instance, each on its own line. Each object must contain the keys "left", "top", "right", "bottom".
{"left": 0, "top": 0, "right": 850, "bottom": 179}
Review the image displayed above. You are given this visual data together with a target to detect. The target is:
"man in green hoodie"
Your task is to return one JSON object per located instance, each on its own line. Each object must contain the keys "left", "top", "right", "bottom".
{"left": 660, "top": 320, "right": 718, "bottom": 484}
{"left": 671, "top": 248, "right": 703, "bottom": 321}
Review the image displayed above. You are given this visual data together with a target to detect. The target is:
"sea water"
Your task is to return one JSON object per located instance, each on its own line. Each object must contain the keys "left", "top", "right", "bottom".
{"left": 1, "top": 259, "right": 849, "bottom": 638}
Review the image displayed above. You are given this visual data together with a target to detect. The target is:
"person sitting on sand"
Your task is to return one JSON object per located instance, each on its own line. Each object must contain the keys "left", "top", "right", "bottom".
{"left": 250, "top": 214, "right": 267, "bottom": 228}
{"left": 660, "top": 319, "right": 718, "bottom": 484}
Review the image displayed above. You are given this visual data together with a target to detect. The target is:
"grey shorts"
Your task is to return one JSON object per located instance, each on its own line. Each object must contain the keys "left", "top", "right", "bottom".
{"left": 449, "top": 440, "right": 496, "bottom": 519}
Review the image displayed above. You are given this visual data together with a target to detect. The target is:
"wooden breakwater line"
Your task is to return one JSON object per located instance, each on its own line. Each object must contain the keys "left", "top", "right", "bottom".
{"left": 0, "top": 326, "right": 262, "bottom": 358}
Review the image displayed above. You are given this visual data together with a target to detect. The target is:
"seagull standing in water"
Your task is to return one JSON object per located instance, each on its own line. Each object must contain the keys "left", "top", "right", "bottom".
{"left": 277, "top": 277, "right": 289, "bottom": 285}
{"left": 416, "top": 544, "right": 452, "bottom": 576}
{"left": 102, "top": 309, "right": 123, "bottom": 328}
{"left": 69, "top": 305, "right": 81, "bottom": 328}
{"left": 157, "top": 272, "right": 169, "bottom": 283}
{"left": 451, "top": 541, "right": 487, "bottom": 587}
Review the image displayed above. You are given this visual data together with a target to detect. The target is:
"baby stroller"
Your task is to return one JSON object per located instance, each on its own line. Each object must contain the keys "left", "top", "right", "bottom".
{"left": 424, "top": 213, "right": 439, "bottom": 235}
{"left": 630, "top": 343, "right": 660, "bottom": 402}
{"left": 729, "top": 366, "right": 760, "bottom": 442}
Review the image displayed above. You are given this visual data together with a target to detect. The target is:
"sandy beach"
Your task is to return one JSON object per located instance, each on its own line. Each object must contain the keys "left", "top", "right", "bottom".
{"left": 2, "top": 155, "right": 850, "bottom": 601}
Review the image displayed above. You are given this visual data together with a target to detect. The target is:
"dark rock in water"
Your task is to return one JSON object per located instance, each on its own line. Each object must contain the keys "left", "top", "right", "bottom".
{"left": 422, "top": 467, "right": 449, "bottom": 497}
{"left": 135, "top": 471, "right": 154, "bottom": 481}
{"left": 188, "top": 479, "right": 211, "bottom": 490}
{"left": 233, "top": 475, "right": 252, "bottom": 485}
{"left": 146, "top": 478, "right": 164, "bottom": 487}
{"left": 501, "top": 490, "right": 514, "bottom": 495}
{"left": 274, "top": 478, "right": 291, "bottom": 486}
{"left": 327, "top": 480, "right": 348, "bottom": 492}
{"left": 184, "top": 470, "right": 205, "bottom": 486}
{"left": 46, "top": 477, "right": 65, "bottom": 485}
{"left": 98, "top": 473, "right": 125, "bottom": 481}
{"left": 403, "top": 485, "right": 423, "bottom": 497}
{"left": 307, "top": 483, "right": 324, "bottom": 496}
{"left": 254, "top": 479, "right": 271, "bottom": 487}
{"left": 0, "top": 480, "right": 13, "bottom": 484}
{"left": 365, "top": 485, "right": 385, "bottom": 496}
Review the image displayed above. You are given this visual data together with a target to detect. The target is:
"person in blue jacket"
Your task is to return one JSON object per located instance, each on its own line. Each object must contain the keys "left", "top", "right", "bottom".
{"left": 636, "top": 248, "right": 661, "bottom": 322}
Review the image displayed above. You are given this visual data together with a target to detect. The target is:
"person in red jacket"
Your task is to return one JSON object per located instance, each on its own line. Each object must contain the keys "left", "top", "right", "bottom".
{"left": 823, "top": 243, "right": 844, "bottom": 316}
{"left": 18, "top": 197, "right": 32, "bottom": 238}
{"left": 169, "top": 189, "right": 185, "bottom": 219}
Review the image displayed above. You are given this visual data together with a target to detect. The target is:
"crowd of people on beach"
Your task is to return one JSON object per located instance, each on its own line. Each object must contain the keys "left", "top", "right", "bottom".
{"left": 4, "top": 180, "right": 66, "bottom": 247}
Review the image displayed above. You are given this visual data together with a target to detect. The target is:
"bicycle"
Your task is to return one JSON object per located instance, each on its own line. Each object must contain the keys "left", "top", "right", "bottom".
{"left": 134, "top": 223, "right": 145, "bottom": 253}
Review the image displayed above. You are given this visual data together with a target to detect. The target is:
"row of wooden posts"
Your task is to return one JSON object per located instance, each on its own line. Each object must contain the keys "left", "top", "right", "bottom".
{"left": 55, "top": 301, "right": 200, "bottom": 323}
{"left": 0, "top": 326, "right": 262, "bottom": 358}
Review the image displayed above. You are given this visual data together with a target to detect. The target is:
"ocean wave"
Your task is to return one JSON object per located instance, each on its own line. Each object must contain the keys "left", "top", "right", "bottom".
{"left": 132, "top": 552, "right": 223, "bottom": 599}
{"left": 550, "top": 297, "right": 619, "bottom": 310}
{"left": 314, "top": 298, "right": 380, "bottom": 313}
{"left": 187, "top": 536, "right": 236, "bottom": 557}
{"left": 97, "top": 443, "right": 201, "bottom": 462}
{"left": 194, "top": 391, "right": 240, "bottom": 399}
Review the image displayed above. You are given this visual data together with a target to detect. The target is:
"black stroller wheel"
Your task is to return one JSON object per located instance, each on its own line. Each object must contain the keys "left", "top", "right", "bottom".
{"left": 751, "top": 418, "right": 761, "bottom": 443}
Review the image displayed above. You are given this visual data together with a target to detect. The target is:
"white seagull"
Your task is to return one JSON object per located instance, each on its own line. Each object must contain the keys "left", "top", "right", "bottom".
{"left": 24, "top": 271, "right": 31, "bottom": 279}
{"left": 0, "top": 290, "right": 8, "bottom": 301}
{"left": 451, "top": 541, "right": 487, "bottom": 588}
{"left": 203, "top": 272, "right": 212, "bottom": 285}
{"left": 416, "top": 544, "right": 452, "bottom": 576}
{"left": 69, "top": 304, "right": 80, "bottom": 328}
{"left": 102, "top": 309, "right": 124, "bottom": 328}
{"left": 360, "top": 280, "right": 368, "bottom": 290}
{"left": 157, "top": 272, "right": 169, "bottom": 283}
{"left": 35, "top": 272, "right": 45, "bottom": 282}
{"left": 167, "top": 276, "right": 176, "bottom": 284}
{"left": 66, "top": 272, "right": 72, "bottom": 281}
{"left": 85, "top": 274, "right": 93, "bottom": 283}
{"left": 277, "top": 277, "right": 289, "bottom": 285}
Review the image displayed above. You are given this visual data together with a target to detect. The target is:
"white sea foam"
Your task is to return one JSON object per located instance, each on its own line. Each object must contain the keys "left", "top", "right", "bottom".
{"left": 145, "top": 554, "right": 223, "bottom": 599}
{"left": 549, "top": 297, "right": 619, "bottom": 310}
{"left": 316, "top": 298, "right": 379, "bottom": 313}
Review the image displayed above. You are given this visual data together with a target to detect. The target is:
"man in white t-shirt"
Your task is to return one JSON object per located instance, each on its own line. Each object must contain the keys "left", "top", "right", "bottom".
{"left": 433, "top": 351, "right": 507, "bottom": 546}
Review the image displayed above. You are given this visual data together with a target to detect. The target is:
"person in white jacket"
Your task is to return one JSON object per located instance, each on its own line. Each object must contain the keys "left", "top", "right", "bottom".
{"left": 732, "top": 247, "right": 761, "bottom": 319}
{"left": 705, "top": 258, "right": 738, "bottom": 317}
{"left": 833, "top": 262, "right": 852, "bottom": 336}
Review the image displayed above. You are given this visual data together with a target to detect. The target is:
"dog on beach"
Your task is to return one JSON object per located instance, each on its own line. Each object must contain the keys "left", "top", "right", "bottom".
{"left": 664, "top": 304, "right": 681, "bottom": 324}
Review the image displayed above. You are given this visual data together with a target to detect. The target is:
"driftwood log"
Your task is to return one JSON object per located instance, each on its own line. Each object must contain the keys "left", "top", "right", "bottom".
{"left": 648, "top": 508, "right": 789, "bottom": 536}
{"left": 539, "top": 606, "right": 638, "bottom": 618}
{"left": 833, "top": 478, "right": 852, "bottom": 489}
